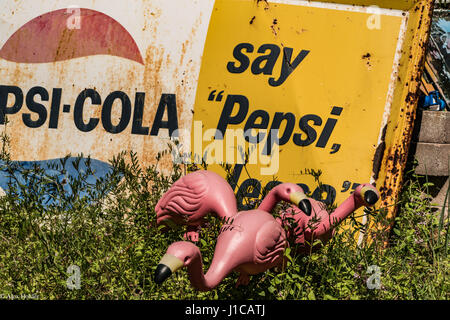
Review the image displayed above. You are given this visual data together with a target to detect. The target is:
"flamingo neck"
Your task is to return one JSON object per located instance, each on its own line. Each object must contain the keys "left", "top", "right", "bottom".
{"left": 186, "top": 245, "right": 235, "bottom": 292}
{"left": 330, "top": 192, "right": 364, "bottom": 223}
{"left": 258, "top": 191, "right": 279, "bottom": 213}
{"left": 215, "top": 205, "right": 236, "bottom": 221}
{"left": 312, "top": 193, "right": 364, "bottom": 237}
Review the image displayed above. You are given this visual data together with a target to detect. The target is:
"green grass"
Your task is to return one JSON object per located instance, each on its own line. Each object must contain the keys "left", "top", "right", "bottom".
{"left": 0, "top": 151, "right": 448, "bottom": 300}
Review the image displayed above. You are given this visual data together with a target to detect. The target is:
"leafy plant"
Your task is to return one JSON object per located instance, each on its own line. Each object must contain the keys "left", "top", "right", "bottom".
{"left": 0, "top": 143, "right": 447, "bottom": 299}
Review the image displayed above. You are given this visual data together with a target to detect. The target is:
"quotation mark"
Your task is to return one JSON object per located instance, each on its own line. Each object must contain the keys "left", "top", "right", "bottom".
{"left": 66, "top": 264, "right": 81, "bottom": 290}
{"left": 330, "top": 143, "right": 341, "bottom": 154}
{"left": 340, "top": 181, "right": 361, "bottom": 193}
{"left": 208, "top": 90, "right": 225, "bottom": 102}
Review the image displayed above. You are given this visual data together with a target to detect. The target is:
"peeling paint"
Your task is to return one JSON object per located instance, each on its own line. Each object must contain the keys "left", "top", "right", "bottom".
{"left": 374, "top": 0, "right": 435, "bottom": 235}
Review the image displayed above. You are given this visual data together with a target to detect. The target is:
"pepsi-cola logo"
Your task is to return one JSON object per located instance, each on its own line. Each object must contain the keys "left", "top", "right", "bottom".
{"left": 0, "top": 8, "right": 144, "bottom": 64}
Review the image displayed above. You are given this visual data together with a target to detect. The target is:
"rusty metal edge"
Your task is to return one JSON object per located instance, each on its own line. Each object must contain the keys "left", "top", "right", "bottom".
{"left": 366, "top": 0, "right": 435, "bottom": 244}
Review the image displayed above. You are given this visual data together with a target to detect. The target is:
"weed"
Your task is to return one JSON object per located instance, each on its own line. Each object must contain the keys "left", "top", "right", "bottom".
{"left": 0, "top": 146, "right": 447, "bottom": 299}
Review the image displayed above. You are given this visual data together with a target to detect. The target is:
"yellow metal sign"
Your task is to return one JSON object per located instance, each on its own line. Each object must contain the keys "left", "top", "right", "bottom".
{"left": 0, "top": 0, "right": 434, "bottom": 238}
{"left": 191, "top": 0, "right": 433, "bottom": 239}
{"left": 194, "top": 0, "right": 405, "bottom": 190}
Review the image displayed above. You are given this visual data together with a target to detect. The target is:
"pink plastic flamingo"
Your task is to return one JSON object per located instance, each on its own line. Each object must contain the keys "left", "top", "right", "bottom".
{"left": 155, "top": 170, "right": 237, "bottom": 242}
{"left": 154, "top": 209, "right": 288, "bottom": 291}
{"left": 154, "top": 171, "right": 312, "bottom": 290}
{"left": 278, "top": 183, "right": 380, "bottom": 253}
{"left": 154, "top": 171, "right": 379, "bottom": 290}
{"left": 155, "top": 170, "right": 311, "bottom": 241}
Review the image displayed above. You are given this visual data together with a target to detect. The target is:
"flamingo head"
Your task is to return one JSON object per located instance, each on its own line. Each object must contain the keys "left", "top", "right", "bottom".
{"left": 154, "top": 241, "right": 197, "bottom": 285}
{"left": 271, "top": 183, "right": 312, "bottom": 216}
{"left": 354, "top": 184, "right": 380, "bottom": 207}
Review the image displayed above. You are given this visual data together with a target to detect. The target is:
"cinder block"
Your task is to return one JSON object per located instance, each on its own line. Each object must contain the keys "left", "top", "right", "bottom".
{"left": 415, "top": 142, "right": 450, "bottom": 176}
{"left": 417, "top": 111, "right": 450, "bottom": 144}
{"left": 431, "top": 178, "right": 449, "bottom": 221}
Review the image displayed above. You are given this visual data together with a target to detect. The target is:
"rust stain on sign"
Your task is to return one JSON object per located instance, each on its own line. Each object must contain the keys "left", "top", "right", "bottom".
{"left": 370, "top": 0, "right": 435, "bottom": 237}
{"left": 372, "top": 124, "right": 387, "bottom": 181}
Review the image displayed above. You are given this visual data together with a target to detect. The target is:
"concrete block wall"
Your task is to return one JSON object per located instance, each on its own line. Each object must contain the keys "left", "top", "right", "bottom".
{"left": 412, "top": 109, "right": 449, "bottom": 218}
{"left": 414, "top": 110, "right": 450, "bottom": 176}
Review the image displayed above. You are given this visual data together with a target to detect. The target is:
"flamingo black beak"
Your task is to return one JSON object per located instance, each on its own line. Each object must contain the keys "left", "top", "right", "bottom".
{"left": 290, "top": 191, "right": 312, "bottom": 216}
{"left": 154, "top": 254, "right": 184, "bottom": 285}
{"left": 360, "top": 186, "right": 379, "bottom": 206}
{"left": 154, "top": 264, "right": 172, "bottom": 284}
{"left": 364, "top": 191, "right": 378, "bottom": 206}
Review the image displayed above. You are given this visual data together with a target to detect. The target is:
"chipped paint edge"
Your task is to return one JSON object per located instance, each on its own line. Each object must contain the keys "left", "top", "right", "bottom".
{"left": 368, "top": 0, "right": 435, "bottom": 245}
{"left": 358, "top": 12, "right": 410, "bottom": 245}
{"left": 267, "top": 0, "right": 407, "bottom": 16}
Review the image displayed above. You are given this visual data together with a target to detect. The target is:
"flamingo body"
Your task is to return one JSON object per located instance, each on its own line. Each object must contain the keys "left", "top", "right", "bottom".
{"left": 278, "top": 183, "right": 380, "bottom": 252}
{"left": 155, "top": 170, "right": 309, "bottom": 241}
{"left": 155, "top": 171, "right": 238, "bottom": 240}
{"left": 159, "top": 209, "right": 286, "bottom": 291}
{"left": 154, "top": 170, "right": 379, "bottom": 291}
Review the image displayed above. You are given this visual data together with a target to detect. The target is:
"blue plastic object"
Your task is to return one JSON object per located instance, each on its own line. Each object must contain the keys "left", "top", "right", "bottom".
{"left": 419, "top": 91, "right": 448, "bottom": 111}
